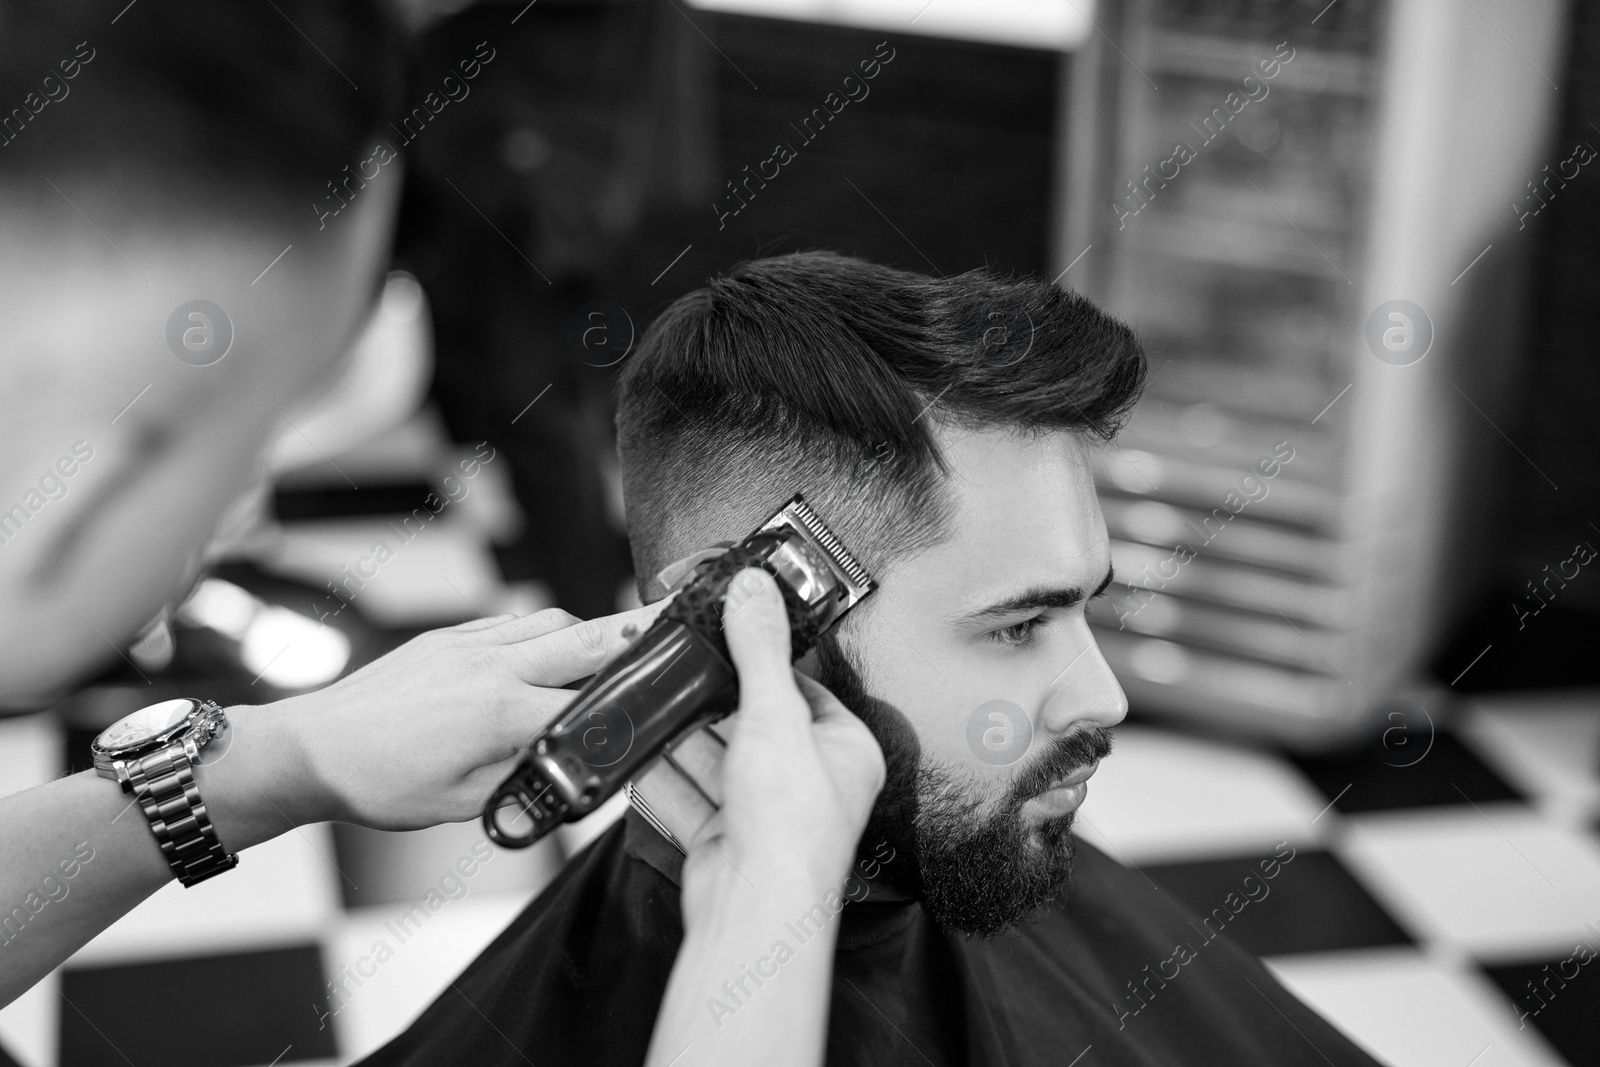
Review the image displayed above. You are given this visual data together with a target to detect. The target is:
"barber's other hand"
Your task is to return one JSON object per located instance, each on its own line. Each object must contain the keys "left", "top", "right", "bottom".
{"left": 233, "top": 605, "right": 662, "bottom": 833}
{"left": 668, "top": 569, "right": 884, "bottom": 896}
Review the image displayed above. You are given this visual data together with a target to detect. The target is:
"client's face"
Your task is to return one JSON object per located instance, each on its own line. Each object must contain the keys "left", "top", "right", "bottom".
{"left": 812, "top": 427, "right": 1126, "bottom": 936}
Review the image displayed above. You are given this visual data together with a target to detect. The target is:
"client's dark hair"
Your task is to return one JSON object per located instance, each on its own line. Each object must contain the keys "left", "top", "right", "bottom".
{"left": 616, "top": 251, "right": 1147, "bottom": 584}
{"left": 0, "top": 0, "right": 406, "bottom": 219}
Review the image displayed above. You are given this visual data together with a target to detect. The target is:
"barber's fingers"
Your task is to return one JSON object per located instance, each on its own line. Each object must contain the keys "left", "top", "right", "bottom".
{"left": 498, "top": 603, "right": 665, "bottom": 686}
{"left": 471, "top": 608, "right": 582, "bottom": 641}
{"left": 795, "top": 673, "right": 886, "bottom": 801}
{"left": 451, "top": 613, "right": 518, "bottom": 634}
{"left": 465, "top": 604, "right": 668, "bottom": 782}
{"left": 722, "top": 569, "right": 808, "bottom": 731}
{"left": 485, "top": 603, "right": 654, "bottom": 648}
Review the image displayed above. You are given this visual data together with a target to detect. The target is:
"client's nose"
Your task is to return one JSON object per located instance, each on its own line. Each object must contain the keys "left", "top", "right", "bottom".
{"left": 1040, "top": 622, "right": 1128, "bottom": 736}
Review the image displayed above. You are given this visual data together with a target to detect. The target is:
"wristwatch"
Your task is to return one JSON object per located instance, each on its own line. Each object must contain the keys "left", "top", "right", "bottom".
{"left": 92, "top": 697, "right": 239, "bottom": 887}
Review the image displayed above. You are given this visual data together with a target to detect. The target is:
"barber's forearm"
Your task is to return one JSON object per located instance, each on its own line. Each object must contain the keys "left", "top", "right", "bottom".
{"left": 0, "top": 705, "right": 310, "bottom": 1006}
{"left": 649, "top": 860, "right": 843, "bottom": 1067}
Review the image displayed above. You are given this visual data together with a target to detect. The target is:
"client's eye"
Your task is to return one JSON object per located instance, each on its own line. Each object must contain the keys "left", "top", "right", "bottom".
{"left": 991, "top": 616, "right": 1045, "bottom": 647}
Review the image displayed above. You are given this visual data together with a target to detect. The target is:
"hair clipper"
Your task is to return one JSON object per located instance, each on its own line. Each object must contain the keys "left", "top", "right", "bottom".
{"left": 482, "top": 494, "right": 876, "bottom": 848}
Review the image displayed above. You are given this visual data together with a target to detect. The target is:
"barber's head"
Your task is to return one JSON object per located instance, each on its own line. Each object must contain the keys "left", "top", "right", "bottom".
{"left": 0, "top": 1, "right": 405, "bottom": 704}
{"left": 616, "top": 251, "right": 1146, "bottom": 935}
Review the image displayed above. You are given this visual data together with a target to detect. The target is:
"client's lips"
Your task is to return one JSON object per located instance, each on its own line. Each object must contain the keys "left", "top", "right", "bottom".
{"left": 1022, "top": 760, "right": 1100, "bottom": 818}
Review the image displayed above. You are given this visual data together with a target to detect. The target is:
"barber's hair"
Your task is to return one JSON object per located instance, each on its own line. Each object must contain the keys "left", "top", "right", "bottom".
{"left": 0, "top": 0, "right": 406, "bottom": 217}
{"left": 616, "top": 251, "right": 1147, "bottom": 586}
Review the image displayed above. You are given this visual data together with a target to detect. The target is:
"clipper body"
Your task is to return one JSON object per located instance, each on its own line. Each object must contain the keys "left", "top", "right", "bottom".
{"left": 484, "top": 495, "right": 875, "bottom": 848}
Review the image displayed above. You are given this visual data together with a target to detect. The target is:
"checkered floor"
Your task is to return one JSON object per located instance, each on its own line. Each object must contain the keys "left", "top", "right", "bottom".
{"left": 1075, "top": 698, "right": 1600, "bottom": 1067}
{"left": 3, "top": 416, "right": 1598, "bottom": 1066}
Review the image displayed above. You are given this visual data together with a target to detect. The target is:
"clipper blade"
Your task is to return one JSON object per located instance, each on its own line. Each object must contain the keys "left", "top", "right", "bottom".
{"left": 758, "top": 494, "right": 876, "bottom": 614}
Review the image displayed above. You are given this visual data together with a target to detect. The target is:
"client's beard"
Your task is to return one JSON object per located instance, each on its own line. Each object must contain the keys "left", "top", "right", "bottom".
{"left": 814, "top": 635, "right": 1114, "bottom": 938}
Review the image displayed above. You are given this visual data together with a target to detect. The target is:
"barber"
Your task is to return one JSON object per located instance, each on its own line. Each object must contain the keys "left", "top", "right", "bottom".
{"left": 0, "top": 575, "right": 883, "bottom": 1067}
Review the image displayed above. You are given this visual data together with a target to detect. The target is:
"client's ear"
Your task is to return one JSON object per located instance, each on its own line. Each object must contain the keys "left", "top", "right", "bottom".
{"left": 644, "top": 544, "right": 735, "bottom": 603}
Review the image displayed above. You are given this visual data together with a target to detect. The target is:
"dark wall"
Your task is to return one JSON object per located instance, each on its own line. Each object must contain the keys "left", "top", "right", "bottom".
{"left": 1513, "top": 0, "right": 1600, "bottom": 588}
{"left": 403, "top": 7, "right": 1064, "bottom": 615}
{"left": 1435, "top": 0, "right": 1600, "bottom": 690}
{"left": 620, "top": 15, "right": 1062, "bottom": 311}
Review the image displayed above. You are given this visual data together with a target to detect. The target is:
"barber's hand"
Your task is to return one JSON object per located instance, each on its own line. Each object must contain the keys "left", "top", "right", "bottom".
{"left": 643, "top": 570, "right": 883, "bottom": 1067}
{"left": 639, "top": 569, "right": 884, "bottom": 895}
{"left": 226, "top": 605, "right": 663, "bottom": 834}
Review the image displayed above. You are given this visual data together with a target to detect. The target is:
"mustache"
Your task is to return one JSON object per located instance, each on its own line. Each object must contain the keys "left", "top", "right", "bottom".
{"left": 1007, "top": 725, "right": 1115, "bottom": 806}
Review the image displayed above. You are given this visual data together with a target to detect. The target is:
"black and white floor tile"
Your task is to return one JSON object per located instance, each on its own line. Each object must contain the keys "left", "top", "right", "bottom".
{"left": 1076, "top": 696, "right": 1600, "bottom": 1067}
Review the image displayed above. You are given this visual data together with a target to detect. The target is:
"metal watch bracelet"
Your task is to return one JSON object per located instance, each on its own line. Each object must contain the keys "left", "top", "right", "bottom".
{"left": 127, "top": 729, "right": 238, "bottom": 887}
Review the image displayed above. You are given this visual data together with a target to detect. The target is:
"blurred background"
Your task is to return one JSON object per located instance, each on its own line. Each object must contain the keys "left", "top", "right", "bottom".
{"left": 1, "top": 0, "right": 1597, "bottom": 1064}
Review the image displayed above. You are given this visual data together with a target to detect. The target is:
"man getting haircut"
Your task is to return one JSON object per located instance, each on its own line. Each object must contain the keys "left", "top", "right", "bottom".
{"left": 358, "top": 252, "right": 1379, "bottom": 1066}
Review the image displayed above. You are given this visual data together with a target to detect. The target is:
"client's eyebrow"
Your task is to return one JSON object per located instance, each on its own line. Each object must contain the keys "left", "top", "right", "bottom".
{"left": 962, "top": 564, "right": 1116, "bottom": 622}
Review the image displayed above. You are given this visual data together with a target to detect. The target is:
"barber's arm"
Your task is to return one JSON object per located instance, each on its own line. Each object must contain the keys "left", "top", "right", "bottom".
{"left": 647, "top": 570, "right": 886, "bottom": 1067}
{"left": 0, "top": 604, "right": 661, "bottom": 1007}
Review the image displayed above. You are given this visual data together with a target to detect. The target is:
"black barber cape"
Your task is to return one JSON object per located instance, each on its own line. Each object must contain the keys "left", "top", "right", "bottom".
{"left": 358, "top": 811, "right": 1382, "bottom": 1066}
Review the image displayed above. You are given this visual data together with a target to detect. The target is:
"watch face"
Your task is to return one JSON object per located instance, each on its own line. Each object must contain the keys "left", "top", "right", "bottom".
{"left": 96, "top": 698, "right": 195, "bottom": 753}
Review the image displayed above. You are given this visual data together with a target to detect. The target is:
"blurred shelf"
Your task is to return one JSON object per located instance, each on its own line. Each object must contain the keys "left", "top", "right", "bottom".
{"left": 1114, "top": 395, "right": 1344, "bottom": 483}
{"left": 1148, "top": 0, "right": 1382, "bottom": 54}
{"left": 1107, "top": 538, "right": 1352, "bottom": 627}
{"left": 1093, "top": 450, "right": 1340, "bottom": 530}
{"left": 1091, "top": 627, "right": 1361, "bottom": 744}
{"left": 1130, "top": 216, "right": 1355, "bottom": 279}
{"left": 1139, "top": 359, "right": 1341, "bottom": 421}
{"left": 1103, "top": 497, "right": 1347, "bottom": 578}
{"left": 1064, "top": 0, "right": 1559, "bottom": 742}
{"left": 1146, "top": 33, "right": 1376, "bottom": 95}
{"left": 1092, "top": 587, "right": 1351, "bottom": 675}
